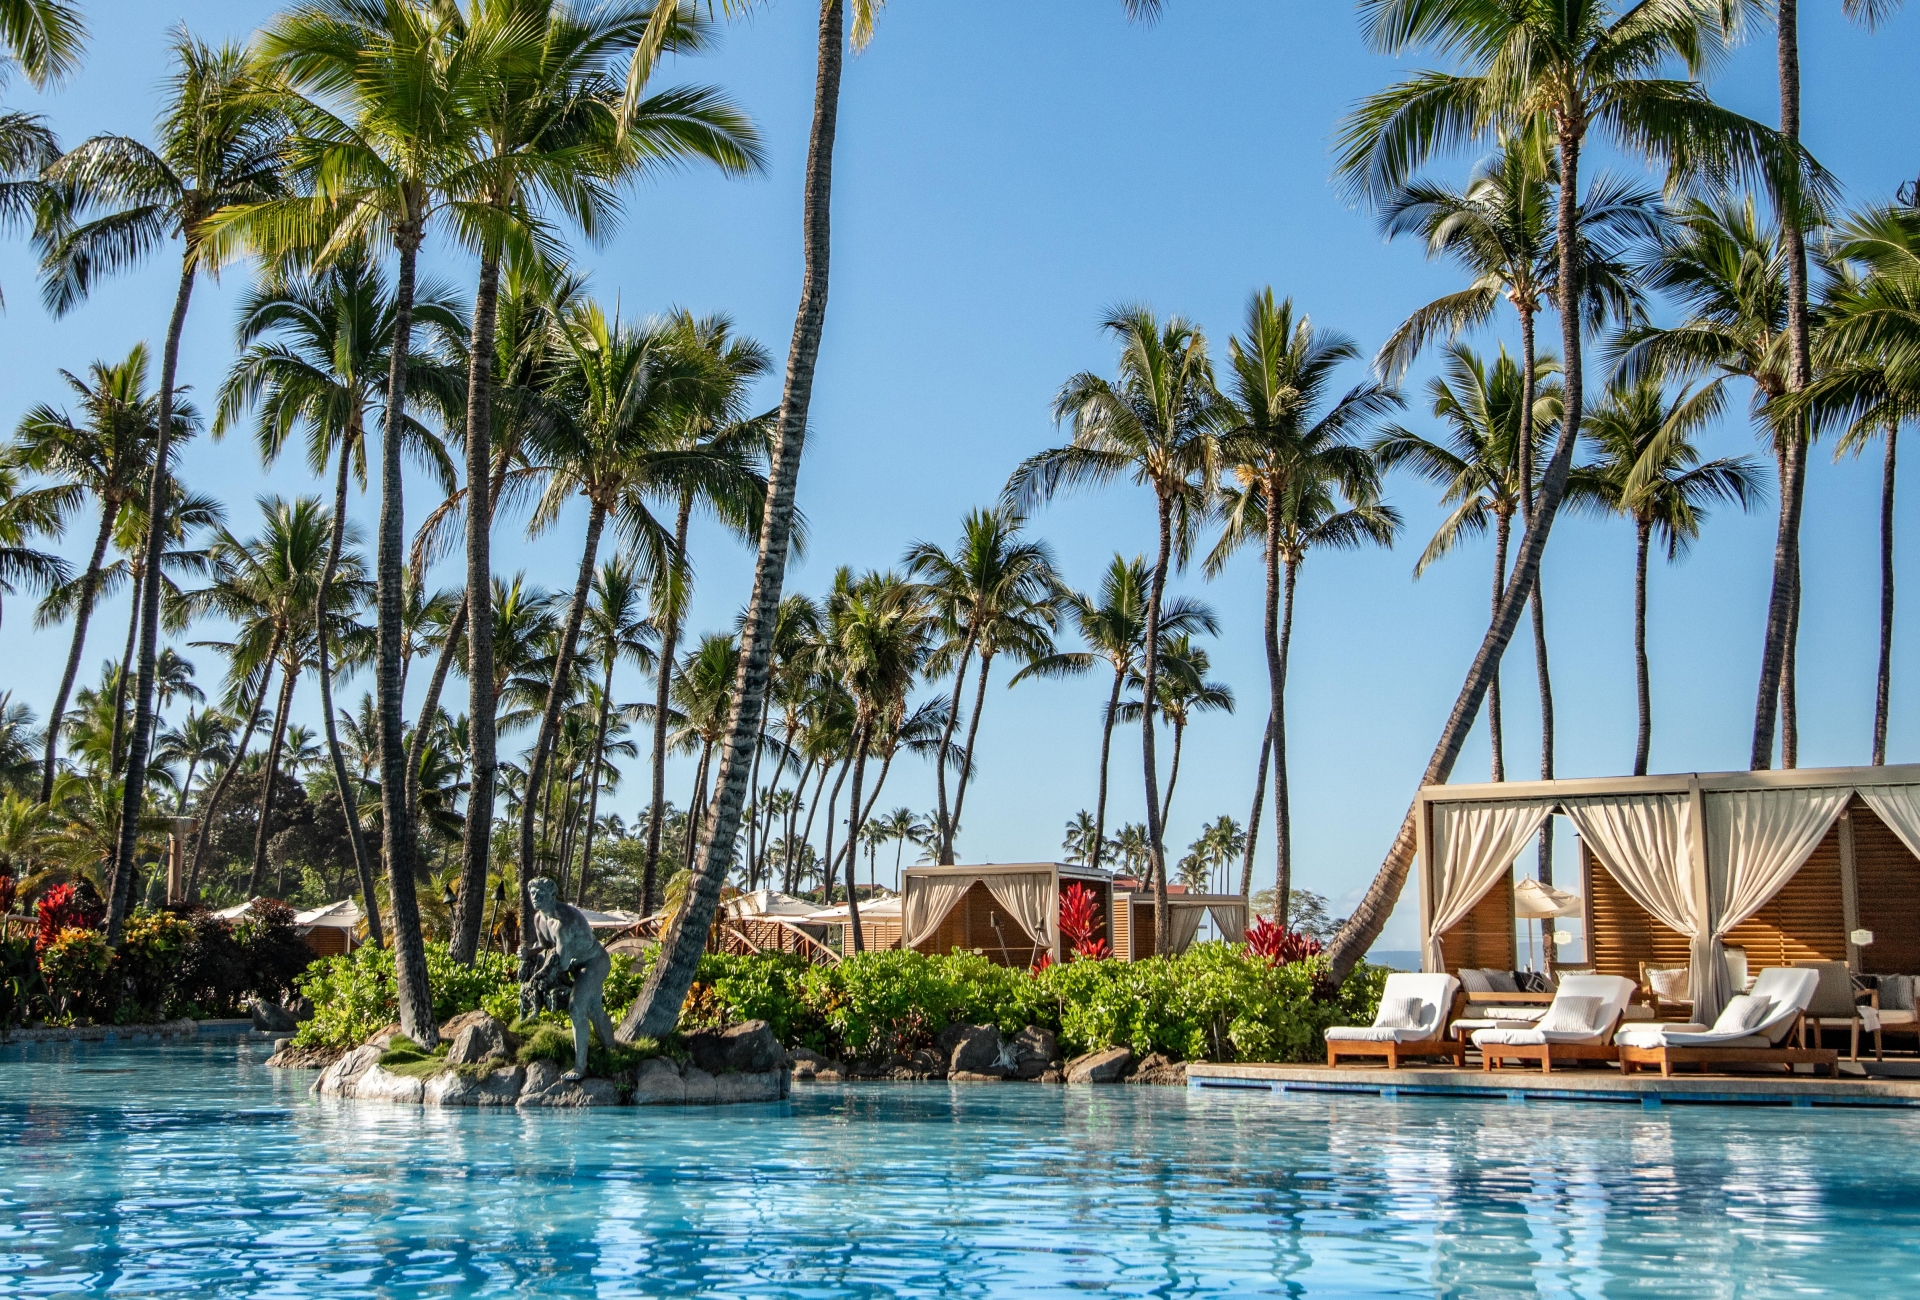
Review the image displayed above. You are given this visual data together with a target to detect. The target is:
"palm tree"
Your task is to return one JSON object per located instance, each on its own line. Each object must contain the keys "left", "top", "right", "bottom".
{"left": 1748, "top": 0, "right": 1905, "bottom": 772}
{"left": 1209, "top": 291, "right": 1400, "bottom": 922}
{"left": 1611, "top": 195, "right": 1810, "bottom": 763}
{"left": 1061, "top": 809, "right": 1099, "bottom": 866}
{"left": 1115, "top": 633, "right": 1233, "bottom": 834}
{"left": 216, "top": 257, "right": 463, "bottom": 943}
{"left": 442, "top": 0, "right": 761, "bottom": 962}
{"left": 37, "top": 34, "right": 289, "bottom": 938}
{"left": 0, "top": 462, "right": 70, "bottom": 630}
{"left": 1378, "top": 141, "right": 1658, "bottom": 870}
{"left": 185, "top": 496, "right": 364, "bottom": 896}
{"left": 904, "top": 505, "right": 1061, "bottom": 862}
{"left": 0, "top": 0, "right": 85, "bottom": 308}
{"left": 240, "top": 0, "right": 496, "bottom": 1042}
{"left": 871, "top": 804, "right": 917, "bottom": 891}
{"left": 154, "top": 707, "right": 233, "bottom": 816}
{"left": 1010, "top": 554, "right": 1217, "bottom": 873}
{"left": 574, "top": 555, "right": 654, "bottom": 904}
{"left": 1580, "top": 376, "right": 1765, "bottom": 774}
{"left": 825, "top": 568, "right": 930, "bottom": 947}
{"left": 1374, "top": 344, "right": 1560, "bottom": 780}
{"left": 1795, "top": 204, "right": 1920, "bottom": 765}
{"left": 1326, "top": 0, "right": 1811, "bottom": 981}
{"left": 1008, "top": 306, "right": 1227, "bottom": 945}
{"left": 10, "top": 346, "right": 181, "bottom": 802}
{"left": 635, "top": 311, "right": 772, "bottom": 918}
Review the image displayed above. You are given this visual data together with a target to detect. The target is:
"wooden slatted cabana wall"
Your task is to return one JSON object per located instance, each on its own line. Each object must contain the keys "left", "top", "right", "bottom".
{"left": 1436, "top": 871, "right": 1516, "bottom": 973}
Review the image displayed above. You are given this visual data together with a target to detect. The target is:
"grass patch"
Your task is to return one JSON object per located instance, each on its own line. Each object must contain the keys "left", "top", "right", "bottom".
{"left": 509, "top": 1013, "right": 664, "bottom": 1077}
{"left": 377, "top": 1034, "right": 451, "bottom": 1079}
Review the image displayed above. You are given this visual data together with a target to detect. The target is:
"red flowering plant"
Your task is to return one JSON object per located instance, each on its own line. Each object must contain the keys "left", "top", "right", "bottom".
{"left": 1244, "top": 916, "right": 1322, "bottom": 966}
{"left": 35, "top": 881, "right": 105, "bottom": 952}
{"left": 1057, "top": 883, "right": 1110, "bottom": 962}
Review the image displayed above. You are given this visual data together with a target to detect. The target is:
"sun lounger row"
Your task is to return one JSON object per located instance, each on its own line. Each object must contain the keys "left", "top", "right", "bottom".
{"left": 1325, "top": 969, "right": 1841, "bottom": 1076}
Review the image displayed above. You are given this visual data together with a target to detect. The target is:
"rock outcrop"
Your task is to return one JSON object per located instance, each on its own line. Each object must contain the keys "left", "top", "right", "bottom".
{"left": 1125, "top": 1053, "right": 1187, "bottom": 1086}
{"left": 1064, "top": 1046, "right": 1133, "bottom": 1083}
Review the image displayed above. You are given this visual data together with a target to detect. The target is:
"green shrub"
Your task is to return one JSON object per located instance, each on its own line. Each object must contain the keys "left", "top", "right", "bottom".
{"left": 292, "top": 941, "right": 519, "bottom": 1050}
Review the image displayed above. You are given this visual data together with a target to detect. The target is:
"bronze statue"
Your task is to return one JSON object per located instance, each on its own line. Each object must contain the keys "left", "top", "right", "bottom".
{"left": 520, "top": 876, "right": 617, "bottom": 1080}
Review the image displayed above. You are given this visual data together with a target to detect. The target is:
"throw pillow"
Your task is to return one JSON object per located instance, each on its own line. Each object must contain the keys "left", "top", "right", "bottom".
{"left": 1648, "top": 967, "right": 1690, "bottom": 1002}
{"left": 1375, "top": 996, "right": 1433, "bottom": 1032}
{"left": 1882, "top": 975, "right": 1915, "bottom": 1014}
{"left": 1537, "top": 994, "right": 1605, "bottom": 1036}
{"left": 1517, "top": 971, "right": 1554, "bottom": 994}
{"left": 1458, "top": 969, "right": 1492, "bottom": 994}
{"left": 1709, "top": 994, "right": 1773, "bottom": 1035}
{"left": 1483, "top": 969, "right": 1521, "bottom": 994}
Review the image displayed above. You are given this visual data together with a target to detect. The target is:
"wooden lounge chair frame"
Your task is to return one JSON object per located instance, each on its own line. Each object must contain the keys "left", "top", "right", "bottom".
{"left": 1617, "top": 1041, "right": 1840, "bottom": 1077}
{"left": 1326, "top": 1033, "right": 1466, "bottom": 1070}
{"left": 1479, "top": 1039, "right": 1621, "bottom": 1075}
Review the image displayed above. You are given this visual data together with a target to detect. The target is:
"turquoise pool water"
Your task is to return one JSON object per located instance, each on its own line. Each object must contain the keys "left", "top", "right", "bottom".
{"left": 3, "top": 1039, "right": 1917, "bottom": 1297}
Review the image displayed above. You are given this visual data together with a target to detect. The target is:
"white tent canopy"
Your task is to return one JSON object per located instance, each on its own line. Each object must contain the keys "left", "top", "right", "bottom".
{"left": 728, "top": 889, "right": 820, "bottom": 920}
{"left": 1418, "top": 763, "right": 1920, "bottom": 1023}
{"left": 294, "top": 899, "right": 363, "bottom": 930}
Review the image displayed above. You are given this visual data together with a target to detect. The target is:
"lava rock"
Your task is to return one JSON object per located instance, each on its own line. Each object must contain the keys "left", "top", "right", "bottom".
{"left": 789, "top": 1047, "right": 847, "bottom": 1082}
{"left": 313, "top": 1044, "right": 381, "bottom": 1096}
{"left": 1125, "top": 1053, "right": 1188, "bottom": 1086}
{"left": 943, "top": 1024, "right": 1005, "bottom": 1077}
{"left": 268, "top": 1042, "right": 341, "bottom": 1070}
{"left": 427, "top": 1065, "right": 525, "bottom": 1107}
{"left": 949, "top": 1070, "right": 1004, "bottom": 1083}
{"left": 1065, "top": 1046, "right": 1133, "bottom": 1083}
{"left": 632, "top": 1057, "right": 686, "bottom": 1104}
{"left": 680, "top": 1064, "right": 718, "bottom": 1104}
{"left": 352, "top": 1064, "right": 426, "bottom": 1104}
{"left": 250, "top": 998, "right": 297, "bottom": 1033}
{"left": 520, "top": 1075, "right": 623, "bottom": 1108}
{"left": 1008, "top": 1026, "right": 1057, "bottom": 1080}
{"left": 520, "top": 1059, "right": 562, "bottom": 1098}
{"left": 684, "top": 1020, "right": 787, "bottom": 1075}
{"left": 445, "top": 1017, "right": 510, "bottom": 1066}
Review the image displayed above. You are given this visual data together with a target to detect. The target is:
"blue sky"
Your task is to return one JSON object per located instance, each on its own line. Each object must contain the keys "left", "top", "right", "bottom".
{"left": 2, "top": 1, "right": 1916, "bottom": 955}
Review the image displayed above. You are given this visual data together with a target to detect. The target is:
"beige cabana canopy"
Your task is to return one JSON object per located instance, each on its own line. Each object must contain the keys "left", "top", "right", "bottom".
{"left": 1418, "top": 763, "right": 1920, "bottom": 1022}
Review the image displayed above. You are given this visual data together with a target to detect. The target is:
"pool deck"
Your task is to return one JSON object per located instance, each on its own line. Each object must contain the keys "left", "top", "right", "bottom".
{"left": 1187, "top": 1062, "right": 1920, "bottom": 1109}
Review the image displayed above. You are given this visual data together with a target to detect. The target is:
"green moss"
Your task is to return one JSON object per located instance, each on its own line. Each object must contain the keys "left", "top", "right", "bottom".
{"left": 377, "top": 1035, "right": 451, "bottom": 1078}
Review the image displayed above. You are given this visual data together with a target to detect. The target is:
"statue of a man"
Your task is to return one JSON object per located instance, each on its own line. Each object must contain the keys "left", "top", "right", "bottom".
{"left": 522, "top": 876, "right": 618, "bottom": 1081}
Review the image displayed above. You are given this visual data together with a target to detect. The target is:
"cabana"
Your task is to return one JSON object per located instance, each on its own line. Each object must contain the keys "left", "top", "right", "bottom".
{"left": 293, "top": 899, "right": 366, "bottom": 958}
{"left": 1109, "top": 882, "right": 1250, "bottom": 959}
{"left": 806, "top": 894, "right": 903, "bottom": 954}
{"left": 900, "top": 863, "right": 1113, "bottom": 967}
{"left": 1417, "top": 763, "right": 1920, "bottom": 1025}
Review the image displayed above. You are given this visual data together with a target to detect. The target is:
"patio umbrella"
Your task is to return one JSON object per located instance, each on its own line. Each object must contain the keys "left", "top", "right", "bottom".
{"left": 1513, "top": 878, "right": 1582, "bottom": 971}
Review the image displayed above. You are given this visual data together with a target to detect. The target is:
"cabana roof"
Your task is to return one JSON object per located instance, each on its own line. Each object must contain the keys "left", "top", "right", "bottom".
{"left": 294, "top": 899, "right": 362, "bottom": 930}
{"left": 1415, "top": 761, "right": 1920, "bottom": 1024}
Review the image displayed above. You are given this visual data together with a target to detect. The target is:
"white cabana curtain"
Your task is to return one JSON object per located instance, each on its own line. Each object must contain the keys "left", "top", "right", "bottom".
{"left": 981, "top": 872, "right": 1057, "bottom": 957}
{"left": 1858, "top": 786, "right": 1920, "bottom": 862}
{"left": 1425, "top": 800, "right": 1554, "bottom": 971}
{"left": 1163, "top": 904, "right": 1206, "bottom": 956}
{"left": 1697, "top": 787, "right": 1851, "bottom": 1022}
{"left": 1563, "top": 793, "right": 1700, "bottom": 937}
{"left": 1208, "top": 904, "right": 1247, "bottom": 944}
{"left": 902, "top": 876, "right": 976, "bottom": 950}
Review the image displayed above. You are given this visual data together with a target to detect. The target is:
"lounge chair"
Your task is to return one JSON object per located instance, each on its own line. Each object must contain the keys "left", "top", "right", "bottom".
{"left": 1469, "top": 975, "right": 1639, "bottom": 1074}
{"left": 1615, "top": 966, "right": 1838, "bottom": 1077}
{"left": 1639, "top": 963, "right": 1693, "bottom": 1019}
{"left": 1795, "top": 960, "right": 1869, "bottom": 1061}
{"left": 1864, "top": 975, "right": 1918, "bottom": 1057}
{"left": 1325, "top": 973, "right": 1464, "bottom": 1069}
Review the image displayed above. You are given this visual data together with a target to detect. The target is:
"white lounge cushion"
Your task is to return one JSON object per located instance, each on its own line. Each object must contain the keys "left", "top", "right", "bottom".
{"left": 1326, "top": 1025, "right": 1441, "bottom": 1043}
{"left": 1475, "top": 975, "right": 1637, "bottom": 1048}
{"left": 1471, "top": 1026, "right": 1551, "bottom": 1047}
{"left": 1482, "top": 1006, "right": 1547, "bottom": 1023}
{"left": 1537, "top": 995, "right": 1605, "bottom": 1036}
{"left": 1710, "top": 994, "right": 1773, "bottom": 1035}
{"left": 1375, "top": 996, "right": 1434, "bottom": 1032}
{"left": 1614, "top": 966, "right": 1819, "bottom": 1049}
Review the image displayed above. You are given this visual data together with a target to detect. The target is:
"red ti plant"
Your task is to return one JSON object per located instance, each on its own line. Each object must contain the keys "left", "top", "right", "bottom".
{"left": 1245, "top": 915, "right": 1322, "bottom": 965}
{"left": 36, "top": 882, "right": 105, "bottom": 952}
{"left": 1057, "top": 883, "right": 1109, "bottom": 962}
{"left": 0, "top": 871, "right": 15, "bottom": 917}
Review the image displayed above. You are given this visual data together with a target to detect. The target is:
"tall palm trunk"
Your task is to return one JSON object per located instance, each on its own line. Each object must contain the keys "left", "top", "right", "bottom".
{"left": 452, "top": 251, "right": 504, "bottom": 961}
{"left": 1633, "top": 519, "right": 1653, "bottom": 776}
{"left": 1089, "top": 664, "right": 1124, "bottom": 871}
{"left": 641, "top": 492, "right": 693, "bottom": 915}
{"left": 319, "top": 429, "right": 382, "bottom": 944}
{"left": 1875, "top": 422, "right": 1897, "bottom": 765}
{"left": 246, "top": 661, "right": 297, "bottom": 895}
{"left": 1752, "top": 0, "right": 1812, "bottom": 772}
{"left": 407, "top": 596, "right": 461, "bottom": 808}
{"left": 576, "top": 656, "right": 616, "bottom": 907}
{"left": 1782, "top": 520, "right": 1801, "bottom": 769}
{"left": 620, "top": 0, "right": 847, "bottom": 1041}
{"left": 843, "top": 720, "right": 871, "bottom": 951}
{"left": 1160, "top": 717, "right": 1186, "bottom": 828}
{"left": 1273, "top": 556, "right": 1299, "bottom": 927}
{"left": 821, "top": 748, "right": 852, "bottom": 904}
{"left": 517, "top": 499, "right": 606, "bottom": 946}
{"left": 377, "top": 222, "right": 435, "bottom": 1047}
{"left": 684, "top": 743, "right": 712, "bottom": 874}
{"left": 42, "top": 505, "right": 116, "bottom": 802}
{"left": 187, "top": 630, "right": 281, "bottom": 897}
{"left": 1519, "top": 301, "right": 1556, "bottom": 895}
{"left": 1326, "top": 120, "right": 1589, "bottom": 986}
{"left": 1488, "top": 512, "right": 1510, "bottom": 782}
{"left": 1240, "top": 711, "right": 1272, "bottom": 899}
{"left": 110, "top": 563, "right": 141, "bottom": 773}
{"left": 107, "top": 260, "right": 198, "bottom": 940}
{"left": 754, "top": 717, "right": 794, "bottom": 885}
{"left": 933, "top": 629, "right": 975, "bottom": 862}
{"left": 1141, "top": 495, "right": 1173, "bottom": 951}
{"left": 946, "top": 652, "right": 994, "bottom": 853}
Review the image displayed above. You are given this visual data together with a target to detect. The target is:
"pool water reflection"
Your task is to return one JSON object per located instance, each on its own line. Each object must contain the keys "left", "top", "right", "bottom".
{"left": 2, "top": 1038, "right": 1917, "bottom": 1297}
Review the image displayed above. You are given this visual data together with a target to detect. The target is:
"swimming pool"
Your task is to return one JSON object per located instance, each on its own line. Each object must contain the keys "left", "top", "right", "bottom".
{"left": 3, "top": 1038, "right": 1916, "bottom": 1297}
